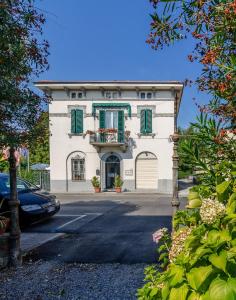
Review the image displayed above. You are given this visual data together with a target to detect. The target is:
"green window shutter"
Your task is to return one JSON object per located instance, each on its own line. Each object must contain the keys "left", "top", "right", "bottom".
{"left": 99, "top": 110, "right": 105, "bottom": 128}
{"left": 71, "top": 109, "right": 76, "bottom": 133}
{"left": 118, "top": 110, "right": 124, "bottom": 142}
{"left": 140, "top": 110, "right": 146, "bottom": 133}
{"left": 75, "top": 109, "right": 83, "bottom": 133}
{"left": 145, "top": 109, "right": 152, "bottom": 133}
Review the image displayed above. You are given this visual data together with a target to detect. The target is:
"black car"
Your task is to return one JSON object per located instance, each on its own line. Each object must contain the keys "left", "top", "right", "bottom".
{"left": 0, "top": 173, "right": 60, "bottom": 225}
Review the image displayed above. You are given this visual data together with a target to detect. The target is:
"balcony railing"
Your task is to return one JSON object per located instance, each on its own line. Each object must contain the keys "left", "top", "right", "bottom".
{"left": 89, "top": 130, "right": 129, "bottom": 145}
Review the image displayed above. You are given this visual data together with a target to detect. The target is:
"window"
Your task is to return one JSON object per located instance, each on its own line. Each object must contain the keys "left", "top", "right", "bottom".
{"left": 140, "top": 109, "right": 152, "bottom": 134}
{"left": 71, "top": 109, "right": 83, "bottom": 134}
{"left": 70, "top": 91, "right": 85, "bottom": 99}
{"left": 140, "top": 92, "right": 152, "bottom": 99}
{"left": 71, "top": 157, "right": 85, "bottom": 181}
{"left": 78, "top": 92, "right": 83, "bottom": 98}
{"left": 71, "top": 92, "right": 76, "bottom": 99}
{"left": 140, "top": 92, "right": 146, "bottom": 99}
{"left": 105, "top": 111, "right": 118, "bottom": 129}
{"left": 105, "top": 91, "right": 120, "bottom": 99}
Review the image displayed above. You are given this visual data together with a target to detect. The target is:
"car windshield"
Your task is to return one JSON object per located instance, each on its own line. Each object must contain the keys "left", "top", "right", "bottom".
{"left": 0, "top": 176, "right": 39, "bottom": 194}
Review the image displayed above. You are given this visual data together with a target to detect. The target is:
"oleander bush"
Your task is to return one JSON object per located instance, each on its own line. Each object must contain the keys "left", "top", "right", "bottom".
{"left": 138, "top": 162, "right": 236, "bottom": 300}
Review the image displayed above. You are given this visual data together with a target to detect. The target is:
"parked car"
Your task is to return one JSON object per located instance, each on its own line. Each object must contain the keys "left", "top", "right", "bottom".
{"left": 0, "top": 173, "right": 60, "bottom": 225}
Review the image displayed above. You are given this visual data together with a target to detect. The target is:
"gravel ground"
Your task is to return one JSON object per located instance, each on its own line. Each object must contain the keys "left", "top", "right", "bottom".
{"left": 0, "top": 259, "right": 146, "bottom": 300}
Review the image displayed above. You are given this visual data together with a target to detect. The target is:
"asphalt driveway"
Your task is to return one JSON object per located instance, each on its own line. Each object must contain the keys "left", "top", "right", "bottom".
{"left": 23, "top": 193, "right": 185, "bottom": 264}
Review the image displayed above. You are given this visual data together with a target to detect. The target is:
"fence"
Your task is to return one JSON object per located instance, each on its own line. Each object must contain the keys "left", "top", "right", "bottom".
{"left": 19, "top": 170, "right": 50, "bottom": 191}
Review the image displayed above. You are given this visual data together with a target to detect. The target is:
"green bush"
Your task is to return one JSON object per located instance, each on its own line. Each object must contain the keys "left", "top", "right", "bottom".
{"left": 138, "top": 162, "right": 236, "bottom": 299}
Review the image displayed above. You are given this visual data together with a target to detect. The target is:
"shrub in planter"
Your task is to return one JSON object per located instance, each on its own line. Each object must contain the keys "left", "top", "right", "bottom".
{"left": 91, "top": 176, "right": 101, "bottom": 193}
{"left": 0, "top": 217, "right": 10, "bottom": 235}
{"left": 138, "top": 163, "right": 236, "bottom": 299}
{"left": 114, "top": 175, "right": 123, "bottom": 193}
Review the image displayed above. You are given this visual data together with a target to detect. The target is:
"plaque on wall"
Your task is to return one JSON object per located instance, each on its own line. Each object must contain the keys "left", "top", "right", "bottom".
{"left": 125, "top": 169, "right": 133, "bottom": 176}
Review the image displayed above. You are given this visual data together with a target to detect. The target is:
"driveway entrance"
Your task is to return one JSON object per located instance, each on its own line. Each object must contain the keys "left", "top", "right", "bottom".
{"left": 23, "top": 194, "right": 176, "bottom": 263}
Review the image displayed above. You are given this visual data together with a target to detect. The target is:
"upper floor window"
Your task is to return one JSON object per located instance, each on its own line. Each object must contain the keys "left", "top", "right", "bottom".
{"left": 70, "top": 91, "right": 85, "bottom": 99}
{"left": 140, "top": 92, "right": 152, "bottom": 99}
{"left": 71, "top": 155, "right": 85, "bottom": 181}
{"left": 140, "top": 109, "right": 152, "bottom": 134}
{"left": 71, "top": 109, "right": 83, "bottom": 134}
{"left": 104, "top": 91, "right": 119, "bottom": 99}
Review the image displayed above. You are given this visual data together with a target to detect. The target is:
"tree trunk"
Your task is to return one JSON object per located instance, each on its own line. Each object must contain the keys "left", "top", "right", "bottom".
{"left": 8, "top": 147, "right": 22, "bottom": 267}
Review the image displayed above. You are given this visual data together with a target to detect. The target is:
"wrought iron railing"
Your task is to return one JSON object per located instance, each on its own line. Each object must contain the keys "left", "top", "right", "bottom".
{"left": 89, "top": 130, "right": 127, "bottom": 144}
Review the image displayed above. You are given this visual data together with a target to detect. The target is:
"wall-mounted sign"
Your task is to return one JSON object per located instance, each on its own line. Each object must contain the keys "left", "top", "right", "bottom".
{"left": 125, "top": 169, "right": 133, "bottom": 176}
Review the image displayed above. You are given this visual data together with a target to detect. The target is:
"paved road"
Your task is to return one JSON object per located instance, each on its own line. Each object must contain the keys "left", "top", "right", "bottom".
{"left": 22, "top": 194, "right": 186, "bottom": 264}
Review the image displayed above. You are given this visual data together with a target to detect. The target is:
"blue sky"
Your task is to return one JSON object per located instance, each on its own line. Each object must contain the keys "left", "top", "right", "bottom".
{"left": 36, "top": 0, "right": 210, "bottom": 128}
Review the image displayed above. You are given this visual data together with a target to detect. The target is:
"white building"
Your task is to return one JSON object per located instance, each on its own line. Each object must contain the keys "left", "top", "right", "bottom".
{"left": 35, "top": 81, "right": 183, "bottom": 193}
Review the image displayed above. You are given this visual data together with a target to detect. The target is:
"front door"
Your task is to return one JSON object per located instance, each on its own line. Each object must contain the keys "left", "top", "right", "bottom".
{"left": 105, "top": 155, "right": 120, "bottom": 189}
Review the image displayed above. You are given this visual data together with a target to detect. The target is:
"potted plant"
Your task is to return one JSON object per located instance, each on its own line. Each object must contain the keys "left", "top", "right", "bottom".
{"left": 91, "top": 176, "right": 101, "bottom": 193}
{"left": 0, "top": 216, "right": 10, "bottom": 235}
{"left": 114, "top": 175, "right": 123, "bottom": 193}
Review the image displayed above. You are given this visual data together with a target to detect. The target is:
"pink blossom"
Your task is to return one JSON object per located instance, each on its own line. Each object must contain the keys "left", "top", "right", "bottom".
{"left": 152, "top": 228, "right": 168, "bottom": 244}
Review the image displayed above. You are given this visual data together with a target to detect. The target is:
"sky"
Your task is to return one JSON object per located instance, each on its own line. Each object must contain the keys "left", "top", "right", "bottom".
{"left": 35, "top": 0, "right": 211, "bottom": 128}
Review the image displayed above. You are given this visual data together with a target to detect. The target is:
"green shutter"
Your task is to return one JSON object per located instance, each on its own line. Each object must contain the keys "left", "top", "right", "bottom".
{"left": 99, "top": 110, "right": 105, "bottom": 128}
{"left": 75, "top": 109, "right": 83, "bottom": 133}
{"left": 71, "top": 109, "right": 76, "bottom": 133}
{"left": 145, "top": 109, "right": 152, "bottom": 133}
{"left": 140, "top": 110, "right": 146, "bottom": 133}
{"left": 71, "top": 109, "right": 83, "bottom": 134}
{"left": 118, "top": 110, "right": 124, "bottom": 142}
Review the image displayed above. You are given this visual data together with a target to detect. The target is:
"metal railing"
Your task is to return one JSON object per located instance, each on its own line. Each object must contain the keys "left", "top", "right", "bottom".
{"left": 90, "top": 130, "right": 127, "bottom": 144}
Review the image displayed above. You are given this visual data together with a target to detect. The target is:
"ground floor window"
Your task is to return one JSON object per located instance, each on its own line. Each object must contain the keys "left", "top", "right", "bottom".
{"left": 71, "top": 157, "right": 85, "bottom": 181}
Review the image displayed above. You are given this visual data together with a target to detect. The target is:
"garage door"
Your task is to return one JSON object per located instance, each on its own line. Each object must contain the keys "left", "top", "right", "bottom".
{"left": 136, "top": 152, "right": 158, "bottom": 189}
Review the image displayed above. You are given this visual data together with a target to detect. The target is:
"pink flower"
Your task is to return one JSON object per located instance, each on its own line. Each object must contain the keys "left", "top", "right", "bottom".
{"left": 152, "top": 228, "right": 168, "bottom": 244}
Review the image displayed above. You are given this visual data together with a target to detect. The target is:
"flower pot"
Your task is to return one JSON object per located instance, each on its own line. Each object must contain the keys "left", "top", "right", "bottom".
{"left": 0, "top": 217, "right": 10, "bottom": 235}
{"left": 94, "top": 187, "right": 101, "bottom": 193}
{"left": 115, "top": 187, "right": 122, "bottom": 193}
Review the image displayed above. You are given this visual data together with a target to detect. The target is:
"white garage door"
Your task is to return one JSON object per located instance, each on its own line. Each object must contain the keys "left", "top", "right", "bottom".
{"left": 136, "top": 152, "right": 158, "bottom": 189}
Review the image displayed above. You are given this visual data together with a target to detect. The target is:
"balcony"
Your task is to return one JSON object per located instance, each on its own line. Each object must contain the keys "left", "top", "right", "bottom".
{"left": 89, "top": 129, "right": 129, "bottom": 150}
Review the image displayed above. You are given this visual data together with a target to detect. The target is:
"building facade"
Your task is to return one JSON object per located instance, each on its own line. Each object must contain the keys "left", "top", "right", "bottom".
{"left": 35, "top": 81, "right": 183, "bottom": 193}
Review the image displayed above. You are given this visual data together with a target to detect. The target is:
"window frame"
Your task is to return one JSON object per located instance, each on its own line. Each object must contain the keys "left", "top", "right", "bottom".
{"left": 104, "top": 91, "right": 120, "bottom": 99}
{"left": 70, "top": 91, "right": 85, "bottom": 99}
{"left": 140, "top": 92, "right": 153, "bottom": 99}
{"left": 71, "top": 157, "right": 85, "bottom": 181}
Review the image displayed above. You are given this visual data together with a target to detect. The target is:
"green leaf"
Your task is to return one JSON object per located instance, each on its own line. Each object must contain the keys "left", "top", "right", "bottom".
{"left": 169, "top": 283, "right": 189, "bottom": 300}
{"left": 209, "top": 250, "right": 227, "bottom": 273}
{"left": 206, "top": 230, "right": 231, "bottom": 247}
{"left": 162, "top": 284, "right": 170, "bottom": 300}
{"left": 216, "top": 181, "right": 230, "bottom": 195}
{"left": 189, "top": 246, "right": 213, "bottom": 267}
{"left": 228, "top": 193, "right": 236, "bottom": 206}
{"left": 209, "top": 278, "right": 236, "bottom": 300}
{"left": 188, "top": 291, "right": 201, "bottom": 300}
{"left": 186, "top": 198, "right": 202, "bottom": 209}
{"left": 169, "top": 265, "right": 185, "bottom": 287}
{"left": 149, "top": 287, "right": 159, "bottom": 297}
{"left": 186, "top": 265, "right": 213, "bottom": 291}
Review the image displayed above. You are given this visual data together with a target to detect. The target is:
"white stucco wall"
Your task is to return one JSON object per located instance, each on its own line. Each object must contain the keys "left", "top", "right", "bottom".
{"left": 46, "top": 86, "right": 179, "bottom": 193}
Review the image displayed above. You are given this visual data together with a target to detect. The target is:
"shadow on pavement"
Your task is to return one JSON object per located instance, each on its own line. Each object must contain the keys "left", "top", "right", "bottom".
{"left": 27, "top": 200, "right": 172, "bottom": 264}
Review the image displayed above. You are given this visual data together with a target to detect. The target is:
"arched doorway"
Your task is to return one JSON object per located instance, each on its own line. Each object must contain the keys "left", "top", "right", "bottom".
{"left": 105, "top": 155, "right": 120, "bottom": 189}
{"left": 136, "top": 152, "right": 158, "bottom": 189}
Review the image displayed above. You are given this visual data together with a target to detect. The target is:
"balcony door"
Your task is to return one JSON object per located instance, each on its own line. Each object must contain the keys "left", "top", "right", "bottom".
{"left": 105, "top": 111, "right": 118, "bottom": 129}
{"left": 105, "top": 155, "right": 120, "bottom": 189}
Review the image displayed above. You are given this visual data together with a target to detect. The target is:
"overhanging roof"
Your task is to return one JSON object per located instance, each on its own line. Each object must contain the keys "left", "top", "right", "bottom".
{"left": 35, "top": 80, "right": 184, "bottom": 115}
